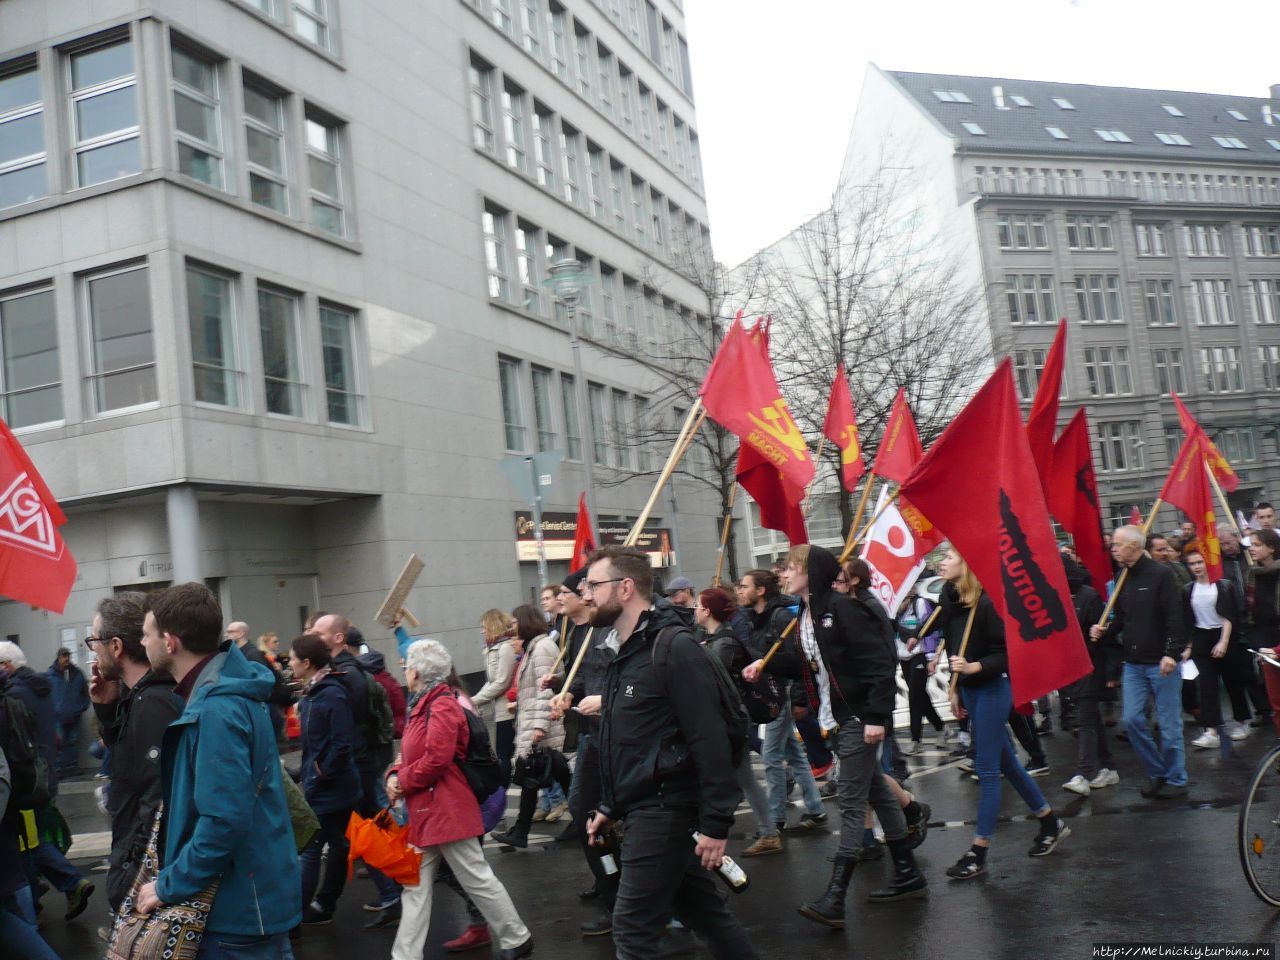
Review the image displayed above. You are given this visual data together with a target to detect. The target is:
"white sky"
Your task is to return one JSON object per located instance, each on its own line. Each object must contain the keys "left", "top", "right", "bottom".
{"left": 684, "top": 0, "right": 1280, "bottom": 268}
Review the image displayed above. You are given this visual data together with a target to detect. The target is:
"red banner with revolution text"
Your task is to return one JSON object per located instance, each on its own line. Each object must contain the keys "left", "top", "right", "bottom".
{"left": 898, "top": 360, "right": 1090, "bottom": 705}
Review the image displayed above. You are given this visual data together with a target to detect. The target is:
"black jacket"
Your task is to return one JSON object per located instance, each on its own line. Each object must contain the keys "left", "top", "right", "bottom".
{"left": 766, "top": 546, "right": 898, "bottom": 727}
{"left": 1182, "top": 578, "right": 1244, "bottom": 637}
{"left": 298, "top": 671, "right": 362, "bottom": 816}
{"left": 330, "top": 649, "right": 373, "bottom": 769}
{"left": 240, "top": 642, "right": 293, "bottom": 708}
{"left": 1061, "top": 561, "right": 1115, "bottom": 700}
{"left": 567, "top": 621, "right": 614, "bottom": 736}
{"left": 93, "top": 670, "right": 183, "bottom": 910}
{"left": 937, "top": 583, "right": 1008, "bottom": 687}
{"left": 1099, "top": 555, "right": 1188, "bottom": 663}
{"left": 598, "top": 600, "right": 740, "bottom": 839}
{"left": 700, "top": 623, "right": 750, "bottom": 678}
{"left": 5, "top": 667, "right": 56, "bottom": 793}
{"left": 1221, "top": 550, "right": 1249, "bottom": 597}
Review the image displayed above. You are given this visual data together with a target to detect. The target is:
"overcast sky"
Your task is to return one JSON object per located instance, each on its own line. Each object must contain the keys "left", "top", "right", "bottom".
{"left": 684, "top": 0, "right": 1280, "bottom": 268}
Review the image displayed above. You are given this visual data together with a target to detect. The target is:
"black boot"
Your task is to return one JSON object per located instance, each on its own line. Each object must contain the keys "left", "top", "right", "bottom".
{"left": 492, "top": 823, "right": 530, "bottom": 849}
{"left": 867, "top": 839, "right": 929, "bottom": 902}
{"left": 797, "top": 854, "right": 856, "bottom": 928}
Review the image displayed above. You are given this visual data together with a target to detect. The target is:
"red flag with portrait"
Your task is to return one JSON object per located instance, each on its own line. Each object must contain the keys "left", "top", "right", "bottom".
{"left": 1160, "top": 430, "right": 1223, "bottom": 581}
{"left": 822, "top": 365, "right": 865, "bottom": 492}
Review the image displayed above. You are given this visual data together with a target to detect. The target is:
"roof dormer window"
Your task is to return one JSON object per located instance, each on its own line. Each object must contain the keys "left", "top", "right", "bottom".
{"left": 1052, "top": 97, "right": 1074, "bottom": 110}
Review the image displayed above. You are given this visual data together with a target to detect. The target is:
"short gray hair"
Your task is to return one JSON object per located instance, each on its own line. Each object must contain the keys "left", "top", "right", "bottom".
{"left": 1113, "top": 525, "right": 1145, "bottom": 548}
{"left": 0, "top": 641, "right": 27, "bottom": 668}
{"left": 98, "top": 592, "right": 147, "bottom": 664}
{"left": 405, "top": 639, "right": 451, "bottom": 688}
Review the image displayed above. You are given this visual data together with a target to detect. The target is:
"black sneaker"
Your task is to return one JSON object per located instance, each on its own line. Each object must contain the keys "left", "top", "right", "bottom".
{"left": 904, "top": 801, "right": 931, "bottom": 849}
{"left": 302, "top": 905, "right": 334, "bottom": 925}
{"left": 858, "top": 841, "right": 885, "bottom": 861}
{"left": 581, "top": 914, "right": 613, "bottom": 937}
{"left": 1028, "top": 820, "right": 1070, "bottom": 857}
{"left": 1156, "top": 782, "right": 1188, "bottom": 799}
{"left": 363, "top": 896, "right": 400, "bottom": 912}
{"left": 65, "top": 879, "right": 95, "bottom": 921}
{"left": 1139, "top": 777, "right": 1165, "bottom": 798}
{"left": 797, "top": 812, "right": 828, "bottom": 831}
{"left": 945, "top": 851, "right": 986, "bottom": 880}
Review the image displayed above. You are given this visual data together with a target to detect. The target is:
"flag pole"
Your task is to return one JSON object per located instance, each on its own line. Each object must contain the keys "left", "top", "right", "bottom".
{"left": 712, "top": 483, "right": 739, "bottom": 587}
{"left": 625, "top": 400, "right": 705, "bottom": 546}
{"left": 948, "top": 603, "right": 979, "bottom": 695}
{"left": 802, "top": 437, "right": 827, "bottom": 519}
{"left": 1094, "top": 499, "right": 1163, "bottom": 630}
{"left": 758, "top": 618, "right": 798, "bottom": 670}
{"left": 556, "top": 627, "right": 594, "bottom": 697}
{"left": 1205, "top": 463, "right": 1251, "bottom": 567}
{"left": 838, "top": 484, "right": 899, "bottom": 563}
{"left": 846, "top": 473, "right": 876, "bottom": 545}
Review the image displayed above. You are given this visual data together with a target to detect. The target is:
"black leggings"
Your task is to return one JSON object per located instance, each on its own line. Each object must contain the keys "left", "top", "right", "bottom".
{"left": 901, "top": 654, "right": 944, "bottom": 742}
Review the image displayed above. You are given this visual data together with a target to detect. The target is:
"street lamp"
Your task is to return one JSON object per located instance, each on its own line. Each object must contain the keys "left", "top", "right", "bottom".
{"left": 548, "top": 257, "right": 600, "bottom": 538}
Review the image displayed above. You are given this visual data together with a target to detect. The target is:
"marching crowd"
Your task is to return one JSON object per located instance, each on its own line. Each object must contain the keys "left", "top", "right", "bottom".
{"left": 1, "top": 503, "right": 1279, "bottom": 958}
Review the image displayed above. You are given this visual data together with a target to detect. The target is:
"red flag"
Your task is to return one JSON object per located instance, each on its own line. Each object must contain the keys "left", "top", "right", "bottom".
{"left": 1171, "top": 393, "right": 1239, "bottom": 493}
{"left": 1128, "top": 505, "right": 1142, "bottom": 526}
{"left": 1160, "top": 430, "right": 1223, "bottom": 581}
{"left": 1025, "top": 319, "right": 1067, "bottom": 489}
{"left": 822, "top": 364, "right": 865, "bottom": 491}
{"left": 860, "top": 488, "right": 945, "bottom": 614}
{"left": 871, "top": 388, "right": 923, "bottom": 484}
{"left": 737, "top": 443, "right": 808, "bottom": 545}
{"left": 700, "top": 317, "right": 815, "bottom": 494}
{"left": 898, "top": 360, "right": 1091, "bottom": 705}
{"left": 570, "top": 492, "right": 596, "bottom": 570}
{"left": 1047, "top": 409, "right": 1111, "bottom": 594}
{"left": 0, "top": 421, "right": 76, "bottom": 613}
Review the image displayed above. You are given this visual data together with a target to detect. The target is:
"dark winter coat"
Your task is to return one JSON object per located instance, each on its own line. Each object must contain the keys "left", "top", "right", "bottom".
{"left": 1182, "top": 578, "right": 1245, "bottom": 637}
{"left": 1060, "top": 562, "right": 1115, "bottom": 700}
{"left": 1098, "top": 554, "right": 1188, "bottom": 663}
{"left": 937, "top": 583, "right": 1008, "bottom": 688}
{"left": 47, "top": 661, "right": 90, "bottom": 725}
{"left": 566, "top": 622, "right": 614, "bottom": 736}
{"left": 5, "top": 666, "right": 57, "bottom": 792}
{"left": 298, "top": 670, "right": 362, "bottom": 815}
{"left": 359, "top": 651, "right": 407, "bottom": 738}
{"left": 239, "top": 642, "right": 294, "bottom": 708}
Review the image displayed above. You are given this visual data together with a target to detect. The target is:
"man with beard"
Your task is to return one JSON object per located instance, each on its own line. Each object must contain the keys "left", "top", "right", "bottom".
{"left": 584, "top": 546, "right": 758, "bottom": 960}
{"left": 88, "top": 592, "right": 183, "bottom": 917}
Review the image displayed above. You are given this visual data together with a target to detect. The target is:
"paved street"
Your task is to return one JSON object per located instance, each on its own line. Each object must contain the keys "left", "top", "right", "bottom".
{"left": 41, "top": 721, "right": 1280, "bottom": 959}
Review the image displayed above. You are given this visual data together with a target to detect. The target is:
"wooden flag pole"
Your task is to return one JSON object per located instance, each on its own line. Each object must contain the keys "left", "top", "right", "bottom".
{"left": 557, "top": 626, "right": 595, "bottom": 697}
{"left": 846, "top": 473, "right": 876, "bottom": 547}
{"left": 1095, "top": 498, "right": 1163, "bottom": 629}
{"left": 839, "top": 484, "right": 899, "bottom": 563}
{"left": 914, "top": 605, "right": 941, "bottom": 644}
{"left": 625, "top": 400, "right": 705, "bottom": 546}
{"left": 758, "top": 617, "right": 798, "bottom": 670}
{"left": 802, "top": 437, "right": 828, "bottom": 519}
{"left": 1205, "top": 463, "right": 1251, "bottom": 568}
{"left": 712, "top": 483, "right": 739, "bottom": 587}
{"left": 948, "top": 603, "right": 979, "bottom": 695}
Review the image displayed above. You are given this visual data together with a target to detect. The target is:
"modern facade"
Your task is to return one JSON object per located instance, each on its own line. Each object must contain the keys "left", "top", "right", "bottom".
{"left": 0, "top": 0, "right": 721, "bottom": 676}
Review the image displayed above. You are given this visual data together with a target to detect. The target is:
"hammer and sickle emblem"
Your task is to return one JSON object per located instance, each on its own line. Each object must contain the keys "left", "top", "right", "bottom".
{"left": 746, "top": 401, "right": 808, "bottom": 460}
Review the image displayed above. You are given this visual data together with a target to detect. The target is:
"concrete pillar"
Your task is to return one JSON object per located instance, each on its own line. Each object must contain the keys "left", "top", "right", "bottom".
{"left": 166, "top": 485, "right": 202, "bottom": 583}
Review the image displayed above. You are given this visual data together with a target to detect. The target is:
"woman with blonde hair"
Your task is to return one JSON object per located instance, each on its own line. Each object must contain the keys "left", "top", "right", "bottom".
{"left": 938, "top": 546, "right": 1068, "bottom": 880}
{"left": 471, "top": 609, "right": 518, "bottom": 786}
{"left": 256, "top": 632, "right": 280, "bottom": 667}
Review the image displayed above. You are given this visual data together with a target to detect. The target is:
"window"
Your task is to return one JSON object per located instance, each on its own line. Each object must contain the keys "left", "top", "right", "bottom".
{"left": 573, "top": 25, "right": 594, "bottom": 100}
{"left": 1162, "top": 104, "right": 1185, "bottom": 117}
{"left": 0, "top": 287, "right": 61, "bottom": 427}
{"left": 0, "top": 61, "right": 48, "bottom": 208}
{"left": 1219, "top": 428, "right": 1257, "bottom": 463}
{"left": 560, "top": 122, "right": 581, "bottom": 205}
{"left": 610, "top": 389, "right": 630, "bottom": 468}
{"left": 185, "top": 265, "right": 239, "bottom": 407}
{"left": 1096, "top": 421, "right": 1143, "bottom": 473}
{"left": 630, "top": 175, "right": 646, "bottom": 243}
{"left": 1013, "top": 349, "right": 1050, "bottom": 402}
{"left": 87, "top": 264, "right": 155, "bottom": 412}
{"left": 304, "top": 114, "right": 344, "bottom": 236}
{"left": 1154, "top": 132, "right": 1191, "bottom": 146}
{"left": 931, "top": 89, "right": 972, "bottom": 103}
{"left": 1153, "top": 348, "right": 1186, "bottom": 395}
{"left": 637, "top": 83, "right": 653, "bottom": 143}
{"left": 546, "top": 4, "right": 568, "bottom": 79}
{"left": 519, "top": 0, "right": 541, "bottom": 57}
{"left": 531, "top": 106, "right": 555, "bottom": 188}
{"left": 243, "top": 81, "right": 288, "bottom": 212}
{"left": 588, "top": 382, "right": 607, "bottom": 464}
{"left": 1251, "top": 279, "right": 1280, "bottom": 324}
{"left": 678, "top": 35, "right": 694, "bottom": 97}
{"left": 599, "top": 265, "right": 619, "bottom": 343}
{"left": 258, "top": 285, "right": 304, "bottom": 416}
{"left": 1164, "top": 425, "right": 1183, "bottom": 465}
{"left": 1199, "top": 346, "right": 1245, "bottom": 393}
{"left": 656, "top": 102, "right": 672, "bottom": 159}
{"left": 644, "top": 1, "right": 660, "bottom": 59}
{"left": 1258, "top": 345, "right": 1280, "bottom": 390}
{"left": 469, "top": 58, "right": 495, "bottom": 151}
{"left": 502, "top": 83, "right": 527, "bottom": 173}
{"left": 319, "top": 303, "right": 360, "bottom": 425}
{"left": 70, "top": 37, "right": 141, "bottom": 187}
{"left": 560, "top": 372, "right": 582, "bottom": 459}
{"left": 530, "top": 366, "right": 555, "bottom": 451}
{"left": 1010, "top": 94, "right": 1032, "bottom": 108}
{"left": 514, "top": 221, "right": 541, "bottom": 313}
{"left": 621, "top": 276, "right": 639, "bottom": 345}
{"left": 1243, "top": 224, "right": 1280, "bottom": 257}
{"left": 292, "top": 0, "right": 330, "bottom": 49}
{"left": 1073, "top": 274, "right": 1124, "bottom": 323}
{"left": 1045, "top": 126, "right": 1068, "bottom": 140}
{"left": 1212, "top": 135, "right": 1248, "bottom": 149}
{"left": 609, "top": 161, "right": 626, "bottom": 232}
{"left": 649, "top": 189, "right": 664, "bottom": 250}
{"left": 596, "top": 46, "right": 614, "bottom": 117}
{"left": 961, "top": 122, "right": 986, "bottom": 136}
{"left": 1183, "top": 224, "right": 1226, "bottom": 257}
{"left": 1005, "top": 274, "right": 1056, "bottom": 325}
{"left": 1227, "top": 109, "right": 1249, "bottom": 122}
{"left": 617, "top": 65, "right": 635, "bottom": 131}
{"left": 1094, "top": 129, "right": 1132, "bottom": 143}
{"left": 491, "top": 0, "right": 513, "bottom": 33}
{"left": 498, "top": 357, "right": 525, "bottom": 450}
{"left": 1267, "top": 139, "right": 1280, "bottom": 151}
{"left": 1144, "top": 279, "right": 1177, "bottom": 326}
{"left": 171, "top": 45, "right": 223, "bottom": 189}
{"left": 1191, "top": 279, "right": 1234, "bottom": 325}
{"left": 1066, "top": 215, "right": 1114, "bottom": 251}
{"left": 1082, "top": 346, "right": 1133, "bottom": 397}
{"left": 1052, "top": 97, "right": 1074, "bottom": 109}
{"left": 996, "top": 213, "right": 1049, "bottom": 250}
{"left": 1134, "top": 223, "right": 1168, "bottom": 257}
{"left": 633, "top": 396, "right": 651, "bottom": 470}
{"left": 483, "top": 205, "right": 509, "bottom": 300}
{"left": 586, "top": 143, "right": 604, "bottom": 218}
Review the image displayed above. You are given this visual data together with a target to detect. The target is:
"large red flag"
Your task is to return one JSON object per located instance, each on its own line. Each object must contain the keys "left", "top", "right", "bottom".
{"left": 1171, "top": 393, "right": 1239, "bottom": 493}
{"left": 1160, "top": 430, "right": 1223, "bottom": 581}
{"left": 871, "top": 388, "right": 923, "bottom": 484}
{"left": 0, "top": 421, "right": 76, "bottom": 613}
{"left": 822, "top": 364, "right": 865, "bottom": 492}
{"left": 1024, "top": 319, "right": 1067, "bottom": 489}
{"left": 570, "top": 492, "right": 596, "bottom": 570}
{"left": 737, "top": 443, "right": 808, "bottom": 545}
{"left": 700, "top": 317, "right": 814, "bottom": 495}
{"left": 1047, "top": 409, "right": 1111, "bottom": 594}
{"left": 898, "top": 360, "right": 1091, "bottom": 705}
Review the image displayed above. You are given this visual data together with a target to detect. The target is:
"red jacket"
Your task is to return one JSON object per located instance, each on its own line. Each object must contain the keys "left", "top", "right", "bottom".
{"left": 391, "top": 684, "right": 482, "bottom": 849}
{"left": 372, "top": 670, "right": 407, "bottom": 737}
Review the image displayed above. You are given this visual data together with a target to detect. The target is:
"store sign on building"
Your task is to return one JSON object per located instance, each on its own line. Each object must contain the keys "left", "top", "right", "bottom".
{"left": 513, "top": 512, "right": 674, "bottom": 567}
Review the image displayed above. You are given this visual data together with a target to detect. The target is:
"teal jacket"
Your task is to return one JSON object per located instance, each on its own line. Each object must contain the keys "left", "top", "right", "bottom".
{"left": 157, "top": 643, "right": 301, "bottom": 935}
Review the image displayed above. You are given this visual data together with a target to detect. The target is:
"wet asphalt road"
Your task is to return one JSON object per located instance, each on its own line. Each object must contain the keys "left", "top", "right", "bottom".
{"left": 39, "top": 721, "right": 1280, "bottom": 959}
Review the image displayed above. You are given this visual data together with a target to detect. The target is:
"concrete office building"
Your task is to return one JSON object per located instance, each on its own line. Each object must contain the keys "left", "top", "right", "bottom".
{"left": 0, "top": 0, "right": 720, "bottom": 676}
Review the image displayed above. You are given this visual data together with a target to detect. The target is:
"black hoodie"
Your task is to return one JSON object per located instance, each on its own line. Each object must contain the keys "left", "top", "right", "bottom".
{"left": 765, "top": 546, "right": 898, "bottom": 728}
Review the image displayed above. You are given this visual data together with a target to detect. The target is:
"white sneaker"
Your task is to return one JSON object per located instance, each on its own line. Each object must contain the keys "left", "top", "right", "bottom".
{"left": 1191, "top": 729, "right": 1220, "bottom": 750}
{"left": 1229, "top": 722, "right": 1251, "bottom": 742}
{"left": 1062, "top": 775, "right": 1091, "bottom": 796}
{"left": 1088, "top": 768, "right": 1119, "bottom": 789}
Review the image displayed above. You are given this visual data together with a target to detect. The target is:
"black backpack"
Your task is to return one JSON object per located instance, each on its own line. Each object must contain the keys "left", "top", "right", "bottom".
{"left": 653, "top": 626, "right": 749, "bottom": 769}
{"left": 425, "top": 695, "right": 503, "bottom": 804}
{"left": 359, "top": 669, "right": 396, "bottom": 749}
{"left": 1, "top": 693, "right": 51, "bottom": 809}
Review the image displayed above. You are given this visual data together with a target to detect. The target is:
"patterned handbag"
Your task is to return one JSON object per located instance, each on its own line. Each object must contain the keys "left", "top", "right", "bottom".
{"left": 106, "top": 805, "right": 219, "bottom": 960}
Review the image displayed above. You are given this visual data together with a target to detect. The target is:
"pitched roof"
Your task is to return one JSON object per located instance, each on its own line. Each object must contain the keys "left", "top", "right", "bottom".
{"left": 889, "top": 70, "right": 1280, "bottom": 166}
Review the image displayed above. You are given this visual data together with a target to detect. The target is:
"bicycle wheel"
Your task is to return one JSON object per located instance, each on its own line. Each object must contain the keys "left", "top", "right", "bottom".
{"left": 1239, "top": 744, "right": 1280, "bottom": 907}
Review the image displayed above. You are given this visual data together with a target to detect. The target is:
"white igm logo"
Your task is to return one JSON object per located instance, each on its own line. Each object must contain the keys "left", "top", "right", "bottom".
{"left": 0, "top": 473, "right": 58, "bottom": 556}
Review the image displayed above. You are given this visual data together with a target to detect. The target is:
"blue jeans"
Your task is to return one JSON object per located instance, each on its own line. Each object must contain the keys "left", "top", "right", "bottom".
{"left": 197, "top": 931, "right": 295, "bottom": 960}
{"left": 300, "top": 808, "right": 352, "bottom": 913}
{"left": 540, "top": 781, "right": 566, "bottom": 812}
{"left": 1122, "top": 662, "right": 1187, "bottom": 787}
{"left": 962, "top": 676, "right": 1049, "bottom": 841}
{"left": 57, "top": 721, "right": 80, "bottom": 773}
{"left": 0, "top": 896, "right": 58, "bottom": 960}
{"left": 762, "top": 708, "right": 823, "bottom": 824}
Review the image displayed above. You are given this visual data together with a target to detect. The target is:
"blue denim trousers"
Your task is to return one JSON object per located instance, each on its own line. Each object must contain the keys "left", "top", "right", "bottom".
{"left": 196, "top": 931, "right": 295, "bottom": 960}
{"left": 961, "top": 676, "right": 1049, "bottom": 840}
{"left": 1122, "top": 662, "right": 1187, "bottom": 787}
{"left": 761, "top": 708, "right": 823, "bottom": 824}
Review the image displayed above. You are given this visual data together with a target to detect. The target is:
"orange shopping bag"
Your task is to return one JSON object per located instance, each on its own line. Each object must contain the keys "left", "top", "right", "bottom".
{"left": 346, "top": 809, "right": 422, "bottom": 886}
{"left": 284, "top": 706, "right": 301, "bottom": 739}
